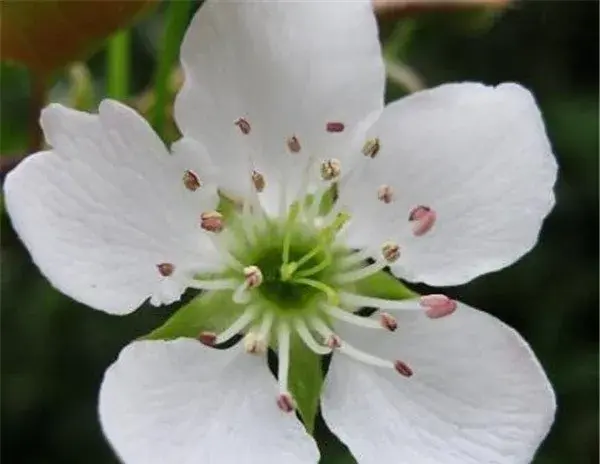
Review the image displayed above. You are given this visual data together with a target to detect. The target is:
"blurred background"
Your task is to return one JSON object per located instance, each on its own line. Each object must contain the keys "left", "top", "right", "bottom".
{"left": 1, "top": 1, "right": 598, "bottom": 463}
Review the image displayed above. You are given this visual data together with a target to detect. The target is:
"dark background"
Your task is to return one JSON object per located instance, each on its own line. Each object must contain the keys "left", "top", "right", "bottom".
{"left": 1, "top": 1, "right": 598, "bottom": 463}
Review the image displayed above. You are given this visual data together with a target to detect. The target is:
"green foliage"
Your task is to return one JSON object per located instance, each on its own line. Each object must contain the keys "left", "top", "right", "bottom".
{"left": 350, "top": 268, "right": 418, "bottom": 301}
{"left": 144, "top": 290, "right": 241, "bottom": 341}
{"left": 288, "top": 335, "right": 324, "bottom": 435}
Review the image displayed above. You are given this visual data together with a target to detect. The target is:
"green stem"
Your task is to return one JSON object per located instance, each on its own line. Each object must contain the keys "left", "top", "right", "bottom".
{"left": 383, "top": 19, "right": 417, "bottom": 61}
{"left": 152, "top": 0, "right": 193, "bottom": 135}
{"left": 28, "top": 73, "right": 47, "bottom": 152}
{"left": 107, "top": 30, "right": 131, "bottom": 99}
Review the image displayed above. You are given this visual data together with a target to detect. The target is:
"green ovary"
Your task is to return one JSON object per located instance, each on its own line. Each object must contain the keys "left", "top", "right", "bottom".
{"left": 230, "top": 217, "right": 347, "bottom": 314}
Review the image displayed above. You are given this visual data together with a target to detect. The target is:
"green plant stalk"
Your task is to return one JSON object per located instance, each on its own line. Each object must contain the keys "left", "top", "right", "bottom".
{"left": 107, "top": 29, "right": 131, "bottom": 100}
{"left": 152, "top": 0, "right": 193, "bottom": 135}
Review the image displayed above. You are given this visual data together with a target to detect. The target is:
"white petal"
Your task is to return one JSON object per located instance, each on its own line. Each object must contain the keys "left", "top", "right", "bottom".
{"left": 99, "top": 339, "right": 319, "bottom": 464}
{"left": 4, "top": 101, "right": 222, "bottom": 314}
{"left": 174, "top": 0, "right": 385, "bottom": 205}
{"left": 339, "top": 83, "right": 557, "bottom": 285}
{"left": 322, "top": 303, "right": 555, "bottom": 464}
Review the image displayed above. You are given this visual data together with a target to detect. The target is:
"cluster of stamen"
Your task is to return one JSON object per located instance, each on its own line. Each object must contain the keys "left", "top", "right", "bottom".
{"left": 156, "top": 122, "right": 452, "bottom": 413}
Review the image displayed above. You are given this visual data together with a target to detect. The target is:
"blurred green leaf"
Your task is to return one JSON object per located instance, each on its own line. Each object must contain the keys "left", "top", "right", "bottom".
{"left": 67, "top": 63, "right": 96, "bottom": 111}
{"left": 0, "top": 0, "right": 157, "bottom": 73}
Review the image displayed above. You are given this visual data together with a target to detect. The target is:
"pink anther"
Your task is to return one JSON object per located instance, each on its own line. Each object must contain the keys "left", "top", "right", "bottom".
{"left": 409, "top": 205, "right": 436, "bottom": 236}
{"left": 420, "top": 294, "right": 457, "bottom": 319}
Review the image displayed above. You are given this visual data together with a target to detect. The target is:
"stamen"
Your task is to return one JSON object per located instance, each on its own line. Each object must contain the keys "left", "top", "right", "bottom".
{"left": 339, "top": 292, "right": 420, "bottom": 311}
{"left": 281, "top": 202, "right": 301, "bottom": 267}
{"left": 420, "top": 294, "right": 457, "bottom": 319}
{"left": 305, "top": 186, "right": 328, "bottom": 220}
{"left": 326, "top": 334, "right": 342, "bottom": 349}
{"left": 243, "top": 265, "right": 263, "bottom": 289}
{"left": 362, "top": 138, "right": 381, "bottom": 158}
{"left": 334, "top": 259, "right": 387, "bottom": 284}
{"left": 377, "top": 184, "right": 394, "bottom": 203}
{"left": 311, "top": 317, "right": 408, "bottom": 374}
{"left": 156, "top": 262, "right": 174, "bottom": 277}
{"left": 294, "top": 319, "right": 332, "bottom": 355}
{"left": 326, "top": 121, "right": 345, "bottom": 133}
{"left": 242, "top": 312, "right": 273, "bottom": 355}
{"left": 286, "top": 135, "right": 301, "bottom": 153}
{"left": 199, "top": 306, "right": 257, "bottom": 346}
{"left": 380, "top": 312, "right": 398, "bottom": 332}
{"left": 276, "top": 323, "right": 293, "bottom": 409}
{"left": 234, "top": 117, "right": 251, "bottom": 134}
{"left": 320, "top": 159, "right": 341, "bottom": 181}
{"left": 232, "top": 281, "right": 252, "bottom": 304}
{"left": 409, "top": 205, "right": 437, "bottom": 236}
{"left": 241, "top": 193, "right": 258, "bottom": 246}
{"left": 322, "top": 304, "right": 383, "bottom": 330}
{"left": 257, "top": 311, "right": 275, "bottom": 342}
{"left": 200, "top": 211, "right": 224, "bottom": 233}
{"left": 394, "top": 360, "right": 414, "bottom": 377}
{"left": 381, "top": 241, "right": 401, "bottom": 263}
{"left": 243, "top": 331, "right": 266, "bottom": 354}
{"left": 276, "top": 392, "right": 296, "bottom": 413}
{"left": 338, "top": 249, "right": 371, "bottom": 268}
{"left": 182, "top": 170, "right": 201, "bottom": 191}
{"left": 198, "top": 332, "right": 217, "bottom": 346}
{"left": 251, "top": 170, "right": 265, "bottom": 192}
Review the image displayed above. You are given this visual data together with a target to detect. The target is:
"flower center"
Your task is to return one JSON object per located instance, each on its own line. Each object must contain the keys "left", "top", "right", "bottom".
{"left": 167, "top": 132, "right": 455, "bottom": 414}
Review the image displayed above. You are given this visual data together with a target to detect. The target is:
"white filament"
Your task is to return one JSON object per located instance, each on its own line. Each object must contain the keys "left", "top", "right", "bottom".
{"left": 215, "top": 305, "right": 258, "bottom": 344}
{"left": 322, "top": 304, "right": 382, "bottom": 329}
{"left": 277, "top": 323, "right": 291, "bottom": 393}
{"left": 339, "top": 292, "right": 420, "bottom": 311}
{"left": 294, "top": 318, "right": 332, "bottom": 355}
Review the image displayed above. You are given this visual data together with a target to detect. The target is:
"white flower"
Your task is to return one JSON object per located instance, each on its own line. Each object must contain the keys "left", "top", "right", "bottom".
{"left": 4, "top": 1, "right": 558, "bottom": 463}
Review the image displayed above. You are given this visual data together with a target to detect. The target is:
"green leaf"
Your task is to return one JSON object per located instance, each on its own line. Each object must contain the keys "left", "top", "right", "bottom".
{"left": 350, "top": 269, "right": 418, "bottom": 301}
{"left": 287, "top": 333, "right": 324, "bottom": 435}
{"left": 143, "top": 290, "right": 242, "bottom": 341}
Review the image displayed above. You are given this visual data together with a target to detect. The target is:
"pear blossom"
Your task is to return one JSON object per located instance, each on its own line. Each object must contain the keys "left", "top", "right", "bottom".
{"left": 4, "top": 1, "right": 558, "bottom": 463}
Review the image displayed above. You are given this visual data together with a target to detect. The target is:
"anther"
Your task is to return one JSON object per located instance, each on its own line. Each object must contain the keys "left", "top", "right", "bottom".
{"left": 394, "top": 360, "right": 414, "bottom": 377}
{"left": 286, "top": 135, "right": 301, "bottom": 153}
{"left": 381, "top": 241, "right": 401, "bottom": 263}
{"left": 198, "top": 331, "right": 217, "bottom": 346}
{"left": 377, "top": 184, "right": 394, "bottom": 204}
{"left": 276, "top": 392, "right": 296, "bottom": 413}
{"left": 326, "top": 334, "right": 342, "bottom": 349}
{"left": 362, "top": 138, "right": 381, "bottom": 158}
{"left": 243, "top": 332, "right": 266, "bottom": 354}
{"left": 182, "top": 170, "right": 201, "bottom": 191}
{"left": 200, "top": 211, "right": 224, "bottom": 233}
{"left": 156, "top": 262, "right": 174, "bottom": 277}
{"left": 234, "top": 117, "right": 251, "bottom": 134}
{"left": 380, "top": 312, "right": 398, "bottom": 332}
{"left": 326, "top": 122, "right": 345, "bottom": 133}
{"left": 251, "top": 170, "right": 265, "bottom": 192}
{"left": 409, "top": 205, "right": 437, "bottom": 236}
{"left": 420, "top": 294, "right": 457, "bottom": 319}
{"left": 320, "top": 158, "right": 341, "bottom": 181}
{"left": 243, "top": 265, "right": 263, "bottom": 289}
